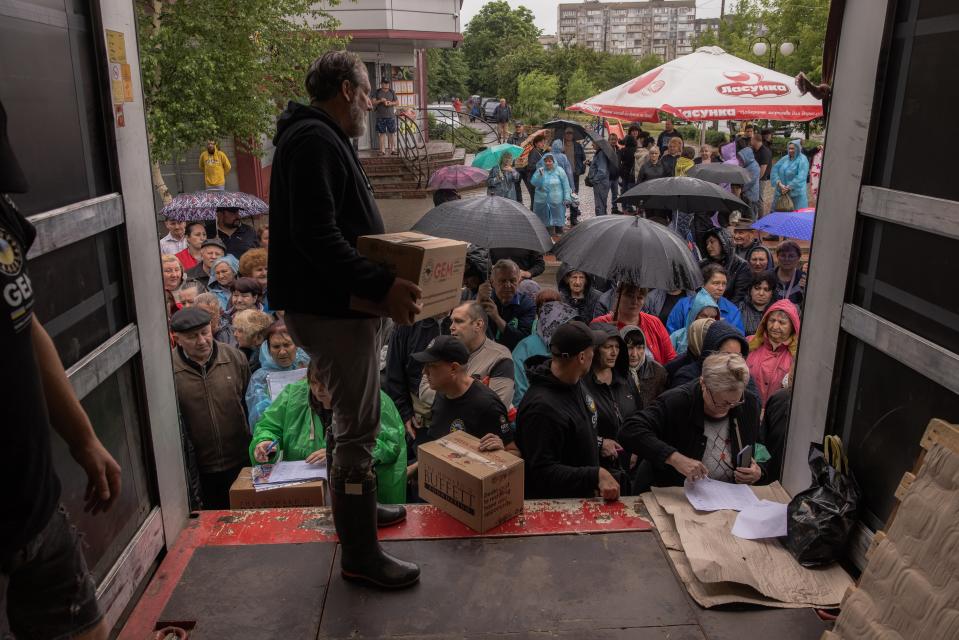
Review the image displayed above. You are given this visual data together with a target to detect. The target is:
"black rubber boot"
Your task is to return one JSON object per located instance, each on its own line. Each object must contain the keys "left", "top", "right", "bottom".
{"left": 325, "top": 426, "right": 406, "bottom": 527}
{"left": 330, "top": 466, "right": 420, "bottom": 589}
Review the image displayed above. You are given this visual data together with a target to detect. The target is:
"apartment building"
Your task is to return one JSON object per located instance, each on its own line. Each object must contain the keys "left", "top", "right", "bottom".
{"left": 557, "top": 0, "right": 697, "bottom": 61}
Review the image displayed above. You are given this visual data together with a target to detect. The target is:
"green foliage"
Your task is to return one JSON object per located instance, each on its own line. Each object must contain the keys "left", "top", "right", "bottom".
{"left": 710, "top": 0, "right": 829, "bottom": 82}
{"left": 427, "top": 48, "right": 469, "bottom": 102}
{"left": 564, "top": 68, "right": 595, "bottom": 107}
{"left": 489, "top": 43, "right": 550, "bottom": 104}
{"left": 675, "top": 124, "right": 699, "bottom": 141}
{"left": 706, "top": 130, "right": 729, "bottom": 147}
{"left": 515, "top": 71, "right": 559, "bottom": 125}
{"left": 462, "top": 1, "right": 541, "bottom": 96}
{"left": 427, "top": 114, "right": 485, "bottom": 153}
{"left": 136, "top": 0, "right": 345, "bottom": 164}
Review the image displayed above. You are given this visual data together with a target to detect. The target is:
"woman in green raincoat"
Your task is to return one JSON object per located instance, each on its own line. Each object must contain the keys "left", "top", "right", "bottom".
{"left": 250, "top": 361, "right": 407, "bottom": 504}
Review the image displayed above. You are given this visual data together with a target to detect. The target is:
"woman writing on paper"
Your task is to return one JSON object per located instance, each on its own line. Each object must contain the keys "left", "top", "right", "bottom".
{"left": 250, "top": 359, "right": 408, "bottom": 504}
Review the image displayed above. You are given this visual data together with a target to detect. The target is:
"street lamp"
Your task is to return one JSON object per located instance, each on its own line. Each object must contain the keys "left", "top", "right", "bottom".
{"left": 751, "top": 36, "right": 796, "bottom": 69}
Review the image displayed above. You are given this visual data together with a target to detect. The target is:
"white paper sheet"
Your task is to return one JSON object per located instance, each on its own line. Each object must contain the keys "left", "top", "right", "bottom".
{"left": 684, "top": 477, "right": 760, "bottom": 512}
{"left": 263, "top": 460, "right": 327, "bottom": 484}
{"left": 731, "top": 500, "right": 789, "bottom": 539}
{"left": 267, "top": 368, "right": 308, "bottom": 400}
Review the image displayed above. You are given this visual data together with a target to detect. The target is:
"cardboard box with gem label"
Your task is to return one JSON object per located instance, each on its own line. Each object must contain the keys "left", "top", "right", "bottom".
{"left": 229, "top": 467, "right": 327, "bottom": 509}
{"left": 417, "top": 431, "right": 524, "bottom": 533}
{"left": 350, "top": 232, "right": 467, "bottom": 319}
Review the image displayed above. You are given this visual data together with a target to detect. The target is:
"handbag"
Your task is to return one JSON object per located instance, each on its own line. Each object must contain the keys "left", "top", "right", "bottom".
{"left": 774, "top": 191, "right": 795, "bottom": 212}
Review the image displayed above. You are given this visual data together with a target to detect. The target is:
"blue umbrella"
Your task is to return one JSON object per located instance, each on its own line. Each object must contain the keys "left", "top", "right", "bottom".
{"left": 751, "top": 210, "right": 815, "bottom": 241}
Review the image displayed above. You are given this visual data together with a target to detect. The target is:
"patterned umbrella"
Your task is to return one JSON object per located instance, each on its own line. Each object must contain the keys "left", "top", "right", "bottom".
{"left": 160, "top": 190, "right": 269, "bottom": 221}
{"left": 751, "top": 209, "right": 815, "bottom": 241}
{"left": 471, "top": 144, "right": 523, "bottom": 170}
{"left": 427, "top": 165, "right": 490, "bottom": 191}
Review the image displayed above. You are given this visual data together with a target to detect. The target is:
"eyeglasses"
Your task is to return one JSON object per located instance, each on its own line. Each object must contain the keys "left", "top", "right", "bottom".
{"left": 706, "top": 386, "right": 745, "bottom": 410}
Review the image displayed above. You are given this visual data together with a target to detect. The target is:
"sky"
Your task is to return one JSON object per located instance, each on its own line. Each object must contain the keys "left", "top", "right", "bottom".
{"left": 460, "top": 0, "right": 737, "bottom": 34}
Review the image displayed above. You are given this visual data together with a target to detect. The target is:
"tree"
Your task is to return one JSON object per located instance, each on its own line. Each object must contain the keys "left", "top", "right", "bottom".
{"left": 462, "top": 1, "right": 540, "bottom": 96}
{"left": 514, "top": 71, "right": 558, "bottom": 125}
{"left": 489, "top": 43, "right": 549, "bottom": 104}
{"left": 564, "top": 68, "right": 595, "bottom": 108}
{"left": 137, "top": 0, "right": 345, "bottom": 203}
{"left": 427, "top": 48, "right": 469, "bottom": 102}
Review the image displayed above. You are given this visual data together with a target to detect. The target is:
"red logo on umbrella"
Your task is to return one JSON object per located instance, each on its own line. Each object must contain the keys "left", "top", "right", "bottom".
{"left": 627, "top": 68, "right": 665, "bottom": 96}
{"left": 715, "top": 71, "right": 789, "bottom": 98}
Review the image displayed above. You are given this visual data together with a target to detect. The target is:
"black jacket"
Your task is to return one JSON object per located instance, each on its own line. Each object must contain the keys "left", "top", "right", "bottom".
{"left": 487, "top": 293, "right": 535, "bottom": 350}
{"left": 698, "top": 227, "right": 751, "bottom": 304}
{"left": 669, "top": 320, "right": 752, "bottom": 390}
{"left": 489, "top": 248, "right": 545, "bottom": 279}
{"left": 516, "top": 357, "right": 601, "bottom": 499}
{"left": 760, "top": 388, "right": 791, "bottom": 482}
{"left": 618, "top": 379, "right": 763, "bottom": 487}
{"left": 383, "top": 317, "right": 441, "bottom": 422}
{"left": 660, "top": 153, "right": 679, "bottom": 177}
{"left": 557, "top": 263, "right": 602, "bottom": 322}
{"left": 582, "top": 324, "right": 639, "bottom": 442}
{"left": 638, "top": 160, "right": 666, "bottom": 183}
{"left": 267, "top": 102, "right": 394, "bottom": 316}
{"left": 619, "top": 137, "right": 637, "bottom": 183}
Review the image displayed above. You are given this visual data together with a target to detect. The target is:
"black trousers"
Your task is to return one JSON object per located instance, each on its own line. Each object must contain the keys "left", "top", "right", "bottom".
{"left": 200, "top": 464, "right": 245, "bottom": 510}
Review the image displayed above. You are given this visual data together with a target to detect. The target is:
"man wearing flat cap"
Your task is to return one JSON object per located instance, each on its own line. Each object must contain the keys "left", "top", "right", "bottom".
{"left": 170, "top": 307, "right": 251, "bottom": 509}
{"left": 515, "top": 321, "right": 622, "bottom": 501}
{"left": 185, "top": 236, "right": 227, "bottom": 283}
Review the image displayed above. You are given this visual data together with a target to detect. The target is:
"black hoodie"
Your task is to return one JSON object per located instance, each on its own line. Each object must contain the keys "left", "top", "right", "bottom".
{"left": 267, "top": 102, "right": 394, "bottom": 316}
{"left": 697, "top": 227, "right": 751, "bottom": 305}
{"left": 581, "top": 324, "right": 639, "bottom": 442}
{"left": 556, "top": 263, "right": 602, "bottom": 322}
{"left": 516, "top": 356, "right": 601, "bottom": 499}
{"left": 669, "top": 320, "right": 752, "bottom": 390}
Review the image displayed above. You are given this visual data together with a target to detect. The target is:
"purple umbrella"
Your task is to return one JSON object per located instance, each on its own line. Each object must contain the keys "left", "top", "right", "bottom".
{"left": 160, "top": 190, "right": 269, "bottom": 221}
{"left": 427, "top": 165, "right": 489, "bottom": 191}
{"left": 751, "top": 209, "right": 815, "bottom": 241}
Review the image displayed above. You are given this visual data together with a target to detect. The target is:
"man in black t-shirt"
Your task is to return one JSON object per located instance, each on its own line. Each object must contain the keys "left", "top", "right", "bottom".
{"left": 412, "top": 336, "right": 516, "bottom": 454}
{"left": 1, "top": 100, "right": 120, "bottom": 640}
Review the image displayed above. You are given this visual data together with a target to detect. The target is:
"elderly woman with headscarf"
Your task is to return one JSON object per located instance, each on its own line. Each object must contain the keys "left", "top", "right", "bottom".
{"left": 669, "top": 289, "right": 720, "bottom": 355}
{"left": 245, "top": 321, "right": 310, "bottom": 430}
{"left": 770, "top": 139, "right": 810, "bottom": 210}
{"left": 530, "top": 151, "right": 571, "bottom": 235}
{"left": 664, "top": 317, "right": 715, "bottom": 383}
{"left": 208, "top": 254, "right": 238, "bottom": 310}
{"left": 620, "top": 324, "right": 668, "bottom": 409}
{"left": 746, "top": 299, "right": 801, "bottom": 406}
{"left": 511, "top": 292, "right": 577, "bottom": 407}
{"left": 619, "top": 352, "right": 764, "bottom": 488}
{"left": 487, "top": 151, "right": 520, "bottom": 200}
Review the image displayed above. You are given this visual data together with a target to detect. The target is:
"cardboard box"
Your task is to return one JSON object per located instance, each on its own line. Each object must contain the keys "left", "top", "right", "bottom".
{"left": 417, "top": 431, "right": 524, "bottom": 532}
{"left": 351, "top": 232, "right": 467, "bottom": 319}
{"left": 229, "top": 467, "right": 327, "bottom": 509}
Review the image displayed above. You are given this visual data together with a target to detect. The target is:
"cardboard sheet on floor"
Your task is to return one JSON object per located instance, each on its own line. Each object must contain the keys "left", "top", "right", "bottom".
{"left": 829, "top": 431, "right": 959, "bottom": 640}
{"left": 643, "top": 490, "right": 806, "bottom": 609}
{"left": 645, "top": 482, "right": 852, "bottom": 608}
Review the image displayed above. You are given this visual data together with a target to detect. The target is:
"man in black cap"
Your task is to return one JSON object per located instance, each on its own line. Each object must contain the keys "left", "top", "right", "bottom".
{"left": 413, "top": 336, "right": 514, "bottom": 453}
{"left": 515, "top": 321, "right": 622, "bottom": 500}
{"left": 170, "top": 307, "right": 251, "bottom": 509}
{"left": 269, "top": 50, "right": 422, "bottom": 589}
{"left": 1, "top": 99, "right": 120, "bottom": 640}
{"left": 185, "top": 236, "right": 226, "bottom": 283}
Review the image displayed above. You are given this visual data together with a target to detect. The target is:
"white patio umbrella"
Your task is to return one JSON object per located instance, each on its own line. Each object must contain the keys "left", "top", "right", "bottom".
{"left": 568, "top": 46, "right": 822, "bottom": 122}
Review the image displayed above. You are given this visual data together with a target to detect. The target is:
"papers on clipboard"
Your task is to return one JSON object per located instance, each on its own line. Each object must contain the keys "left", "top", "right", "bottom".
{"left": 267, "top": 368, "right": 307, "bottom": 400}
{"left": 684, "top": 477, "right": 760, "bottom": 512}
{"left": 251, "top": 460, "right": 327, "bottom": 492}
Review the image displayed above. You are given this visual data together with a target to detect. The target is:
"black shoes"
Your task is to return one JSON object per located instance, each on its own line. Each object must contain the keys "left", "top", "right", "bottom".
{"left": 376, "top": 503, "right": 407, "bottom": 527}
{"left": 330, "top": 467, "right": 420, "bottom": 589}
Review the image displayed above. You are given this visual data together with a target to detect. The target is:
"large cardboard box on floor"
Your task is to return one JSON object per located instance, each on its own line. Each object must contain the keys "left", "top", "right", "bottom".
{"left": 229, "top": 467, "right": 327, "bottom": 509}
{"left": 350, "top": 232, "right": 467, "bottom": 319}
{"left": 417, "top": 431, "right": 524, "bottom": 532}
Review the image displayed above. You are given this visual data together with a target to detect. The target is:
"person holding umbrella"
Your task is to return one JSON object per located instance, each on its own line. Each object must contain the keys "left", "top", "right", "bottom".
{"left": 531, "top": 153, "right": 572, "bottom": 236}
{"left": 587, "top": 139, "right": 613, "bottom": 217}
{"left": 522, "top": 134, "right": 549, "bottom": 210}
{"left": 486, "top": 152, "right": 520, "bottom": 201}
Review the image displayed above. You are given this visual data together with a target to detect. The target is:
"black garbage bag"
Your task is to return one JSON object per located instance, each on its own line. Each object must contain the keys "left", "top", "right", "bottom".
{"left": 785, "top": 438, "right": 860, "bottom": 567}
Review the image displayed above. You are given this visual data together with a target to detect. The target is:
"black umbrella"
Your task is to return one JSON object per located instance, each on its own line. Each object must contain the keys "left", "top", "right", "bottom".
{"left": 412, "top": 195, "right": 553, "bottom": 253}
{"left": 618, "top": 177, "right": 749, "bottom": 214}
{"left": 587, "top": 133, "right": 619, "bottom": 166}
{"left": 552, "top": 215, "right": 703, "bottom": 291}
{"left": 543, "top": 119, "right": 589, "bottom": 141}
{"left": 686, "top": 163, "right": 751, "bottom": 186}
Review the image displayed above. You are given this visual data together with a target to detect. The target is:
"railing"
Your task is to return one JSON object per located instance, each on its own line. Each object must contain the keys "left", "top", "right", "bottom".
{"left": 423, "top": 106, "right": 500, "bottom": 148}
{"left": 396, "top": 112, "right": 431, "bottom": 189}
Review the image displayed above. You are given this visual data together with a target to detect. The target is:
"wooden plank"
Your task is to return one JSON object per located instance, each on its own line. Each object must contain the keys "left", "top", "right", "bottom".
{"left": 920, "top": 418, "right": 959, "bottom": 454}
{"left": 894, "top": 472, "right": 916, "bottom": 501}
{"left": 865, "top": 530, "right": 887, "bottom": 562}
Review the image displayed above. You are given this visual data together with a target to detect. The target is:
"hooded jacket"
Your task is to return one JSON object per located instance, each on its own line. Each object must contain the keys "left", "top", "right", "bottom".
{"left": 582, "top": 324, "right": 639, "bottom": 442}
{"left": 516, "top": 356, "right": 602, "bottom": 499}
{"left": 556, "top": 263, "right": 602, "bottom": 322}
{"left": 737, "top": 147, "right": 761, "bottom": 205}
{"left": 618, "top": 379, "right": 763, "bottom": 487}
{"left": 530, "top": 153, "right": 571, "bottom": 228}
{"left": 619, "top": 324, "right": 668, "bottom": 409}
{"left": 746, "top": 299, "right": 801, "bottom": 406}
{"left": 512, "top": 301, "right": 578, "bottom": 407}
{"left": 268, "top": 102, "right": 394, "bottom": 316}
{"left": 669, "top": 289, "right": 719, "bottom": 355}
{"left": 666, "top": 289, "right": 745, "bottom": 335}
{"left": 245, "top": 340, "right": 310, "bottom": 430}
{"left": 208, "top": 254, "right": 239, "bottom": 310}
{"left": 670, "top": 320, "right": 751, "bottom": 389}
{"left": 697, "top": 228, "right": 751, "bottom": 304}
{"left": 770, "top": 140, "right": 810, "bottom": 210}
{"left": 736, "top": 237, "right": 775, "bottom": 265}
{"left": 249, "top": 381, "right": 407, "bottom": 504}
{"left": 619, "top": 136, "right": 638, "bottom": 183}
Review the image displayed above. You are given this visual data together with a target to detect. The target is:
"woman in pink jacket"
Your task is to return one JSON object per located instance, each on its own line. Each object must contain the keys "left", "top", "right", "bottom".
{"left": 746, "top": 299, "right": 801, "bottom": 406}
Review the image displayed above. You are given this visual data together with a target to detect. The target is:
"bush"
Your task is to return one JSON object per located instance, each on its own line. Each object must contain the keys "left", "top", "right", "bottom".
{"left": 674, "top": 124, "right": 699, "bottom": 141}
{"left": 428, "top": 114, "right": 485, "bottom": 153}
{"left": 515, "top": 71, "right": 560, "bottom": 125}
{"left": 705, "top": 130, "right": 728, "bottom": 147}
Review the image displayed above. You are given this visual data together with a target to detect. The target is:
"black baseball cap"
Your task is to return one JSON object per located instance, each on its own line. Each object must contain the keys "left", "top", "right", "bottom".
{"left": 170, "top": 307, "right": 211, "bottom": 333}
{"left": 412, "top": 335, "right": 469, "bottom": 365}
{"left": 550, "top": 321, "right": 607, "bottom": 358}
{"left": 200, "top": 237, "right": 227, "bottom": 252}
